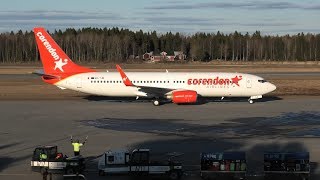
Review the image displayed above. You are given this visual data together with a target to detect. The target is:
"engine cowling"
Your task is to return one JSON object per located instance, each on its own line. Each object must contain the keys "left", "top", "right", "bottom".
{"left": 171, "top": 90, "right": 198, "bottom": 104}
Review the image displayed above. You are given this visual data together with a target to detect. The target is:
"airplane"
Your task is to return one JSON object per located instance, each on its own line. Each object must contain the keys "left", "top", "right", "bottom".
{"left": 33, "top": 27, "right": 276, "bottom": 106}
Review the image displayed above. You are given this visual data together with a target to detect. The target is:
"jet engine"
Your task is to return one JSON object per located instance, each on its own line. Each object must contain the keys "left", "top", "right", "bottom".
{"left": 170, "top": 90, "right": 198, "bottom": 104}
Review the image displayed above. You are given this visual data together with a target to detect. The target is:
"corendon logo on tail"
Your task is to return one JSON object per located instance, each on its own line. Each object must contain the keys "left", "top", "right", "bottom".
{"left": 36, "top": 32, "right": 68, "bottom": 72}
{"left": 187, "top": 75, "right": 243, "bottom": 86}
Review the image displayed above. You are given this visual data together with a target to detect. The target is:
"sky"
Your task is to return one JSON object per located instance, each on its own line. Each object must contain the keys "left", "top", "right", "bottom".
{"left": 0, "top": 0, "right": 319, "bottom": 35}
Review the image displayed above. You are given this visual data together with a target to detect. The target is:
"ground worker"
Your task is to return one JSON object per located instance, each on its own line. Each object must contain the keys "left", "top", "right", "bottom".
{"left": 40, "top": 152, "right": 47, "bottom": 161}
{"left": 70, "top": 135, "right": 88, "bottom": 156}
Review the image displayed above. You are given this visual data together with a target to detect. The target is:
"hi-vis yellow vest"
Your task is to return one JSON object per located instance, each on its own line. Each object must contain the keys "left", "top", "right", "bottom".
{"left": 72, "top": 143, "right": 83, "bottom": 152}
{"left": 40, "top": 153, "right": 47, "bottom": 160}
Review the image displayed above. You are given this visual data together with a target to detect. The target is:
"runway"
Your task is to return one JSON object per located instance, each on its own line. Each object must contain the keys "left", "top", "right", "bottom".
{"left": 0, "top": 97, "right": 320, "bottom": 180}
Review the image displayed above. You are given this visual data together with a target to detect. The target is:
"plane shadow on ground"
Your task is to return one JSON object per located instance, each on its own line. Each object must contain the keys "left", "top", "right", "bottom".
{"left": 79, "top": 111, "right": 320, "bottom": 138}
{"left": 81, "top": 95, "right": 283, "bottom": 105}
{"left": 0, "top": 142, "right": 30, "bottom": 172}
{"left": 191, "top": 96, "right": 282, "bottom": 105}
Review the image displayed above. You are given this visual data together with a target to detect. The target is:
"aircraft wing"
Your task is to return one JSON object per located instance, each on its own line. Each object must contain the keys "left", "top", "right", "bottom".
{"left": 116, "top": 65, "right": 176, "bottom": 97}
{"left": 136, "top": 86, "right": 174, "bottom": 97}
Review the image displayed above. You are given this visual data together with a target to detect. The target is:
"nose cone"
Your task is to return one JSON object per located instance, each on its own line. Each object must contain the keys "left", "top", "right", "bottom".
{"left": 269, "top": 83, "right": 277, "bottom": 92}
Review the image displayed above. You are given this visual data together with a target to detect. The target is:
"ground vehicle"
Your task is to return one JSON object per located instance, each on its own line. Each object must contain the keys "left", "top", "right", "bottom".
{"left": 31, "top": 146, "right": 85, "bottom": 175}
{"left": 264, "top": 152, "right": 310, "bottom": 180}
{"left": 98, "top": 149, "right": 183, "bottom": 179}
{"left": 200, "top": 152, "right": 247, "bottom": 180}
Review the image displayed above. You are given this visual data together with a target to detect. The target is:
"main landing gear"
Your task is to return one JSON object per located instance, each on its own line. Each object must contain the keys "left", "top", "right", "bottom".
{"left": 248, "top": 99, "right": 254, "bottom": 104}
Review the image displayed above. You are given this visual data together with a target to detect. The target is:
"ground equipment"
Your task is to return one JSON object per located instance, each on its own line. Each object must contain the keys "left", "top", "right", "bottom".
{"left": 31, "top": 146, "right": 85, "bottom": 176}
{"left": 264, "top": 152, "right": 310, "bottom": 180}
{"left": 200, "top": 152, "right": 247, "bottom": 180}
{"left": 98, "top": 148, "right": 183, "bottom": 180}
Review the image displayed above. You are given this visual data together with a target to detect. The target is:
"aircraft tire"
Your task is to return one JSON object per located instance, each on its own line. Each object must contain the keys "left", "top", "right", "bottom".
{"left": 153, "top": 100, "right": 160, "bottom": 106}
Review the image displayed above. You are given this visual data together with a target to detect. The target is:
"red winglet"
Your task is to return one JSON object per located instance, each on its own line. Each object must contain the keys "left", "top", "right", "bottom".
{"left": 116, "top": 64, "right": 133, "bottom": 86}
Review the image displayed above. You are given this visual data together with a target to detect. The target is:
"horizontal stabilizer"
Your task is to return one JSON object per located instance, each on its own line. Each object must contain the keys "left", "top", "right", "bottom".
{"left": 32, "top": 69, "right": 60, "bottom": 80}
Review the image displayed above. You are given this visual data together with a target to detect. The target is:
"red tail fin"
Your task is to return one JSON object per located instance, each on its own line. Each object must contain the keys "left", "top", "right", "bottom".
{"left": 33, "top": 27, "right": 94, "bottom": 76}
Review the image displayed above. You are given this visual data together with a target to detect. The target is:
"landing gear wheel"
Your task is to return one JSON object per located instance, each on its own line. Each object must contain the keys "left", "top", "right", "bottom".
{"left": 169, "top": 171, "right": 179, "bottom": 180}
{"left": 248, "top": 99, "right": 254, "bottom": 104}
{"left": 153, "top": 100, "right": 160, "bottom": 106}
{"left": 66, "top": 168, "right": 74, "bottom": 175}
{"left": 40, "top": 168, "right": 48, "bottom": 176}
{"left": 99, "top": 170, "right": 105, "bottom": 176}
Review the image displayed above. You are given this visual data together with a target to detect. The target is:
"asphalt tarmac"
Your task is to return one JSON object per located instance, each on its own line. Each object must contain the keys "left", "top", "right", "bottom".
{"left": 0, "top": 96, "right": 320, "bottom": 180}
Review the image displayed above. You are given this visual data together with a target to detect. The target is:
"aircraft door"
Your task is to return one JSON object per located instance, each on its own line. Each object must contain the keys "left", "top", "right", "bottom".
{"left": 246, "top": 78, "right": 252, "bottom": 88}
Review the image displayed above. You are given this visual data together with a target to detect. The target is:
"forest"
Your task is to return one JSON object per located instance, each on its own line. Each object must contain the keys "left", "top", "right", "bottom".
{"left": 0, "top": 27, "right": 319, "bottom": 63}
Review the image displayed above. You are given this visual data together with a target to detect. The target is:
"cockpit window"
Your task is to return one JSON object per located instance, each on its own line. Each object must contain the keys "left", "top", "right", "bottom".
{"left": 258, "top": 80, "right": 267, "bottom": 83}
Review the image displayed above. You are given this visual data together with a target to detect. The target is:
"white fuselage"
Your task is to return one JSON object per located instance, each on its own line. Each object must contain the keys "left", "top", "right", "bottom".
{"left": 55, "top": 72, "right": 276, "bottom": 98}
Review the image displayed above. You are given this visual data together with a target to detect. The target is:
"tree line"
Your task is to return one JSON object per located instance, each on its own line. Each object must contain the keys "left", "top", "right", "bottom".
{"left": 0, "top": 27, "right": 319, "bottom": 63}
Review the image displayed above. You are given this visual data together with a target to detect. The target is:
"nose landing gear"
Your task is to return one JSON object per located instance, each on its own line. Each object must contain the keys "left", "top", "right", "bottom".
{"left": 248, "top": 95, "right": 262, "bottom": 104}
